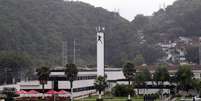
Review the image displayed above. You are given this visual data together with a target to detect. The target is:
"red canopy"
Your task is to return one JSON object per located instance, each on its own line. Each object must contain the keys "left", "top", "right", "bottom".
{"left": 46, "top": 90, "right": 58, "bottom": 94}
{"left": 57, "top": 90, "right": 69, "bottom": 94}
{"left": 27, "top": 90, "right": 39, "bottom": 94}
{"left": 16, "top": 90, "right": 27, "bottom": 94}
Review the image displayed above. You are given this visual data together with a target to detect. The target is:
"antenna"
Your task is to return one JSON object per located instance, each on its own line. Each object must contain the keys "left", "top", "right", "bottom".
{"left": 163, "top": 3, "right": 166, "bottom": 9}
{"left": 117, "top": 8, "right": 120, "bottom": 14}
{"left": 96, "top": 26, "right": 105, "bottom": 32}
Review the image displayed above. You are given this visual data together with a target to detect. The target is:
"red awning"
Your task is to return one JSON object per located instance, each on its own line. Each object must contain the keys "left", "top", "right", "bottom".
{"left": 27, "top": 90, "right": 39, "bottom": 94}
{"left": 46, "top": 90, "right": 58, "bottom": 94}
{"left": 57, "top": 90, "right": 69, "bottom": 94}
{"left": 16, "top": 90, "right": 28, "bottom": 94}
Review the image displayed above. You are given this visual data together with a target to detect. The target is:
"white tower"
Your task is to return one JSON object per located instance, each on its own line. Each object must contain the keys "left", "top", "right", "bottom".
{"left": 97, "top": 27, "right": 105, "bottom": 76}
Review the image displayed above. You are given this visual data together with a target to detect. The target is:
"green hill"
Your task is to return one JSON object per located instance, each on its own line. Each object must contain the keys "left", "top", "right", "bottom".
{"left": 0, "top": 0, "right": 141, "bottom": 67}
{"left": 131, "top": 0, "right": 201, "bottom": 43}
{"left": 3, "top": 0, "right": 198, "bottom": 67}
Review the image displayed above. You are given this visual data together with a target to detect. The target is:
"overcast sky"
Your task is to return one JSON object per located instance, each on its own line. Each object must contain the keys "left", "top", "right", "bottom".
{"left": 76, "top": 0, "right": 177, "bottom": 21}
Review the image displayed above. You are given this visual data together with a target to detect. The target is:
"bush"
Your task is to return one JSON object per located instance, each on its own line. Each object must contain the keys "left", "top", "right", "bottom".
{"left": 2, "top": 87, "right": 19, "bottom": 101}
{"left": 96, "top": 99, "right": 104, "bottom": 101}
{"left": 153, "top": 93, "right": 159, "bottom": 98}
{"left": 112, "top": 84, "right": 135, "bottom": 97}
{"left": 104, "top": 91, "right": 112, "bottom": 97}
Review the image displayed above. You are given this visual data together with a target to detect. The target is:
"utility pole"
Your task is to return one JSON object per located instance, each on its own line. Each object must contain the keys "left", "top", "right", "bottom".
{"left": 4, "top": 68, "right": 7, "bottom": 85}
{"left": 62, "top": 41, "right": 68, "bottom": 66}
{"left": 73, "top": 39, "right": 80, "bottom": 65}
{"left": 4, "top": 68, "right": 11, "bottom": 85}
{"left": 73, "top": 39, "right": 76, "bottom": 64}
{"left": 63, "top": 39, "right": 79, "bottom": 65}
{"left": 199, "top": 38, "right": 201, "bottom": 65}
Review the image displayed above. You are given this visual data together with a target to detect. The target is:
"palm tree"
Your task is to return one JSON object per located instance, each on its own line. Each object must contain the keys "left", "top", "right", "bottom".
{"left": 94, "top": 76, "right": 107, "bottom": 100}
{"left": 36, "top": 66, "right": 50, "bottom": 98}
{"left": 123, "top": 62, "right": 136, "bottom": 101}
{"left": 64, "top": 63, "right": 78, "bottom": 101}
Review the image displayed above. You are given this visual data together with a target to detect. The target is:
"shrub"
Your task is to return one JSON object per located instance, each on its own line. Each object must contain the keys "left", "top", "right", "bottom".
{"left": 96, "top": 99, "right": 104, "bottom": 101}
{"left": 2, "top": 87, "right": 19, "bottom": 101}
{"left": 112, "top": 84, "right": 135, "bottom": 97}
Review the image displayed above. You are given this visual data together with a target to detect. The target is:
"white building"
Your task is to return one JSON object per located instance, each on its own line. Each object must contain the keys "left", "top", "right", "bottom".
{"left": 0, "top": 67, "right": 125, "bottom": 98}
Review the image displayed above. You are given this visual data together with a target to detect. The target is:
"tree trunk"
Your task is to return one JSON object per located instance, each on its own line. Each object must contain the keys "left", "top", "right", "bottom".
{"left": 128, "top": 80, "right": 131, "bottom": 100}
{"left": 98, "top": 90, "right": 102, "bottom": 99}
{"left": 42, "top": 84, "right": 45, "bottom": 99}
{"left": 70, "top": 81, "right": 73, "bottom": 101}
{"left": 145, "top": 84, "right": 147, "bottom": 95}
{"left": 161, "top": 82, "right": 163, "bottom": 100}
{"left": 137, "top": 88, "right": 139, "bottom": 95}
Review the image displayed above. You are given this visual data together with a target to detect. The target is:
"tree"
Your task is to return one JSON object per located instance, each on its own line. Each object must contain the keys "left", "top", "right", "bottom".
{"left": 135, "top": 71, "right": 146, "bottom": 95}
{"left": 94, "top": 76, "right": 107, "bottom": 100}
{"left": 36, "top": 66, "right": 50, "bottom": 98}
{"left": 64, "top": 64, "right": 78, "bottom": 101}
{"left": 123, "top": 62, "right": 136, "bottom": 101}
{"left": 140, "top": 44, "right": 164, "bottom": 65}
{"left": 2, "top": 87, "right": 19, "bottom": 101}
{"left": 135, "top": 68, "right": 151, "bottom": 95}
{"left": 186, "top": 46, "right": 199, "bottom": 64}
{"left": 112, "top": 84, "right": 135, "bottom": 97}
{"left": 191, "top": 79, "right": 201, "bottom": 96}
{"left": 142, "top": 67, "right": 151, "bottom": 82}
{"left": 175, "top": 65, "right": 193, "bottom": 93}
{"left": 0, "top": 51, "right": 32, "bottom": 84}
{"left": 135, "top": 72, "right": 146, "bottom": 86}
{"left": 142, "top": 68, "right": 151, "bottom": 94}
{"left": 153, "top": 64, "right": 169, "bottom": 99}
{"left": 0, "top": 0, "right": 143, "bottom": 67}
{"left": 131, "top": 14, "right": 150, "bottom": 31}
{"left": 133, "top": 54, "right": 144, "bottom": 66}
{"left": 153, "top": 64, "right": 170, "bottom": 85}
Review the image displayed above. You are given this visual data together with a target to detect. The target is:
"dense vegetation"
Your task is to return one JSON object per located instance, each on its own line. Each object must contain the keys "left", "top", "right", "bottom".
{"left": 0, "top": 0, "right": 163, "bottom": 67}
{"left": 0, "top": 0, "right": 201, "bottom": 68}
{"left": 0, "top": 51, "right": 32, "bottom": 84}
{"left": 132, "top": 0, "right": 201, "bottom": 43}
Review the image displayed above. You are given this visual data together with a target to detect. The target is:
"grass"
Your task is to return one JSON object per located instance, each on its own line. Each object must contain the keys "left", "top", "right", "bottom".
{"left": 75, "top": 96, "right": 160, "bottom": 101}
{"left": 175, "top": 96, "right": 193, "bottom": 101}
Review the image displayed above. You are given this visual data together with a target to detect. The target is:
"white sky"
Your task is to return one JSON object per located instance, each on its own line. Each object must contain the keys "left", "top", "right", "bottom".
{"left": 76, "top": 0, "right": 177, "bottom": 21}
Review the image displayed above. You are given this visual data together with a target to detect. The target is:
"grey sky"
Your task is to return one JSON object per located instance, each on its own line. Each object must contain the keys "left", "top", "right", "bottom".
{"left": 77, "top": 0, "right": 177, "bottom": 21}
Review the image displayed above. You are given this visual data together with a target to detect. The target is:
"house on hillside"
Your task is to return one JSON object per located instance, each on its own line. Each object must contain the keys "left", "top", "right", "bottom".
{"left": 158, "top": 36, "right": 201, "bottom": 65}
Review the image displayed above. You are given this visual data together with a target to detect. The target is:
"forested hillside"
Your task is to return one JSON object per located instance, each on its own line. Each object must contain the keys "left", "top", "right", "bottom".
{"left": 0, "top": 0, "right": 143, "bottom": 67}
{"left": 132, "top": 0, "right": 201, "bottom": 43}
{"left": 1, "top": 0, "right": 200, "bottom": 67}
